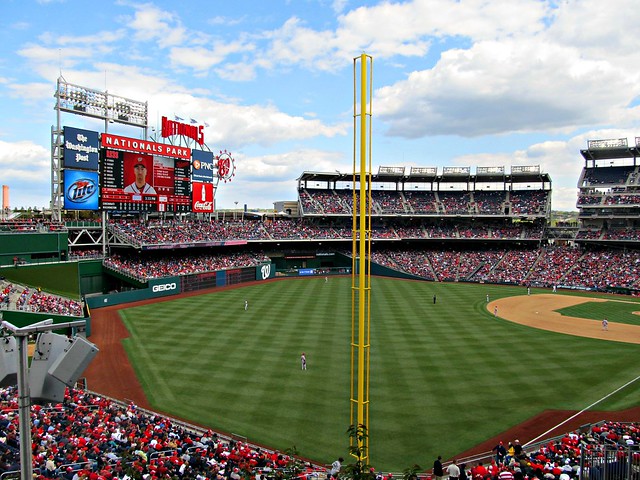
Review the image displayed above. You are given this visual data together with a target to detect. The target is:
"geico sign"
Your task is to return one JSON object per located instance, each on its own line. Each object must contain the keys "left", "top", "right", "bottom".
{"left": 152, "top": 283, "right": 177, "bottom": 293}
{"left": 260, "top": 264, "right": 271, "bottom": 280}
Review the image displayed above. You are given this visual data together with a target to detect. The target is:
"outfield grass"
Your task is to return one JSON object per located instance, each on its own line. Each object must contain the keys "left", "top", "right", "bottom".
{"left": 120, "top": 278, "right": 640, "bottom": 472}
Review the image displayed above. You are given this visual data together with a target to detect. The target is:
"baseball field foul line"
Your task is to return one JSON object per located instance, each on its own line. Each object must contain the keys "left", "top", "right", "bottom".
{"left": 525, "top": 374, "right": 640, "bottom": 446}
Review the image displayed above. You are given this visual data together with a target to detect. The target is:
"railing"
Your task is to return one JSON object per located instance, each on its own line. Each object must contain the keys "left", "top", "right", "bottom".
{"left": 453, "top": 425, "right": 640, "bottom": 480}
{"left": 580, "top": 444, "right": 640, "bottom": 480}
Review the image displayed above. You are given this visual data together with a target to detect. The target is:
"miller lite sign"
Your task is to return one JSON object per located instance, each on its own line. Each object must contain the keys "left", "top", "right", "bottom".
{"left": 63, "top": 170, "right": 99, "bottom": 211}
{"left": 192, "top": 182, "right": 214, "bottom": 213}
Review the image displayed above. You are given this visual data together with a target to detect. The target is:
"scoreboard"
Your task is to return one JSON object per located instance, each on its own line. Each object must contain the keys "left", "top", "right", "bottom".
{"left": 100, "top": 149, "right": 192, "bottom": 212}
{"left": 62, "top": 127, "right": 221, "bottom": 214}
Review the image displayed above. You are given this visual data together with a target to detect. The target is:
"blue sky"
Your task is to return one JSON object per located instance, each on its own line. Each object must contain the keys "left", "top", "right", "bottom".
{"left": 1, "top": 0, "right": 640, "bottom": 211}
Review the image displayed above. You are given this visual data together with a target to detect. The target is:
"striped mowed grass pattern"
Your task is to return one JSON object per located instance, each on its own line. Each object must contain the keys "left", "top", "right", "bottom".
{"left": 120, "top": 277, "right": 640, "bottom": 472}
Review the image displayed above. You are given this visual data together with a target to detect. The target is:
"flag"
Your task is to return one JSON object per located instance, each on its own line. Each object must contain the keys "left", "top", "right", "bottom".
{"left": 174, "top": 115, "right": 184, "bottom": 121}
{"left": 190, "top": 118, "right": 198, "bottom": 124}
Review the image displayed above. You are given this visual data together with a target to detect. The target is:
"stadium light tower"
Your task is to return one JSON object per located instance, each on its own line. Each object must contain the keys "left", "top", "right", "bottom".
{"left": 1, "top": 318, "right": 97, "bottom": 480}
{"left": 350, "top": 53, "right": 373, "bottom": 464}
{"left": 52, "top": 77, "right": 148, "bottom": 222}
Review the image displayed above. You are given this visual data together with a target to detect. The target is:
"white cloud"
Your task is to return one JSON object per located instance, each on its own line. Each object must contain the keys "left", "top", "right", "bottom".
{"left": 0, "top": 140, "right": 50, "bottom": 209}
{"left": 193, "top": 101, "right": 348, "bottom": 148}
{"left": 215, "top": 62, "right": 257, "bottom": 82}
{"left": 39, "top": 30, "right": 125, "bottom": 47}
{"left": 170, "top": 41, "right": 252, "bottom": 72}
{"left": 331, "top": 0, "right": 348, "bottom": 14}
{"left": 375, "top": 34, "right": 638, "bottom": 138}
{"left": 125, "top": 3, "right": 187, "bottom": 48}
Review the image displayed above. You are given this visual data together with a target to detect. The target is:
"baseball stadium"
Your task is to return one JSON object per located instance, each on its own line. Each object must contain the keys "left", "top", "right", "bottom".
{"left": 0, "top": 77, "right": 639, "bottom": 480}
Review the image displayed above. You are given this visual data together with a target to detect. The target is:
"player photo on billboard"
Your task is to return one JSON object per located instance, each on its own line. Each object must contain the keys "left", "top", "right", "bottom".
{"left": 123, "top": 153, "right": 157, "bottom": 194}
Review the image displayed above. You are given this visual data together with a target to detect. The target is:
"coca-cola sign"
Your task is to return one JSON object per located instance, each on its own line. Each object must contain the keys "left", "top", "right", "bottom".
{"left": 194, "top": 201, "right": 214, "bottom": 210}
{"left": 192, "top": 182, "right": 214, "bottom": 212}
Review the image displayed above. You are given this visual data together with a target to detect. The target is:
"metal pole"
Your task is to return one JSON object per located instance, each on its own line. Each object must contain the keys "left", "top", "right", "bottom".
{"left": 357, "top": 52, "right": 368, "bottom": 459}
{"left": 2, "top": 319, "right": 88, "bottom": 480}
{"left": 350, "top": 53, "right": 372, "bottom": 464}
{"left": 16, "top": 334, "right": 31, "bottom": 480}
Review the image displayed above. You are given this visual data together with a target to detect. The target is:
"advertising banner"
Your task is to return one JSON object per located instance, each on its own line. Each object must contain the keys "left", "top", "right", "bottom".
{"left": 101, "top": 133, "right": 191, "bottom": 159}
{"left": 63, "top": 170, "right": 99, "bottom": 210}
{"left": 63, "top": 127, "right": 99, "bottom": 170}
{"left": 148, "top": 277, "right": 181, "bottom": 297}
{"left": 191, "top": 149, "right": 215, "bottom": 183}
{"left": 256, "top": 263, "right": 275, "bottom": 280}
{"left": 192, "top": 182, "right": 214, "bottom": 213}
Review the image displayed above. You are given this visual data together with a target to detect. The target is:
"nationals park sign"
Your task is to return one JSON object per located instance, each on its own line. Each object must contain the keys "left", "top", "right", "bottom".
{"left": 101, "top": 133, "right": 191, "bottom": 159}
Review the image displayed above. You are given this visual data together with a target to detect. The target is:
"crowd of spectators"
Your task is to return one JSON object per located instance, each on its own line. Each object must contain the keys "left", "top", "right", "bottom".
{"left": 0, "top": 220, "right": 66, "bottom": 233}
{"left": 524, "top": 247, "right": 582, "bottom": 287}
{"left": 0, "top": 383, "right": 635, "bottom": 479}
{"left": 371, "top": 250, "right": 436, "bottom": 280}
{"left": 108, "top": 219, "right": 544, "bottom": 247}
{"left": 104, "top": 217, "right": 640, "bottom": 291}
{"left": 300, "top": 190, "right": 350, "bottom": 215}
{"left": 298, "top": 190, "right": 320, "bottom": 214}
{"left": 9, "top": 286, "right": 83, "bottom": 317}
{"left": 578, "top": 192, "right": 640, "bottom": 207}
{"left": 101, "top": 217, "right": 431, "bottom": 244}
{"left": 576, "top": 227, "right": 640, "bottom": 241}
{"left": 438, "top": 192, "right": 472, "bottom": 215}
{"left": 68, "top": 250, "right": 103, "bottom": 260}
{"left": 25, "top": 291, "right": 83, "bottom": 316}
{"left": 462, "top": 420, "right": 640, "bottom": 480}
{"left": 0, "top": 283, "right": 14, "bottom": 308}
{"left": 370, "top": 246, "right": 640, "bottom": 290}
{"left": 298, "top": 189, "right": 549, "bottom": 217}
{"left": 473, "top": 192, "right": 506, "bottom": 215}
{"left": 509, "top": 191, "right": 548, "bottom": 216}
{"left": 576, "top": 194, "right": 602, "bottom": 206}
{"left": 103, "top": 252, "right": 271, "bottom": 281}
{"left": 404, "top": 192, "right": 437, "bottom": 214}
{"left": 371, "top": 191, "right": 406, "bottom": 214}
{"left": 109, "top": 219, "right": 265, "bottom": 246}
{"left": 0, "top": 386, "right": 323, "bottom": 480}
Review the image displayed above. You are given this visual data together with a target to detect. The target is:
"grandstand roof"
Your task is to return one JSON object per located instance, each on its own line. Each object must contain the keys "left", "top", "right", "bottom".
{"left": 580, "top": 146, "right": 640, "bottom": 161}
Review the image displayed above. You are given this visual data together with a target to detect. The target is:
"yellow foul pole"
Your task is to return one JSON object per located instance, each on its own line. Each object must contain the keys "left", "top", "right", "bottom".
{"left": 350, "top": 53, "right": 372, "bottom": 464}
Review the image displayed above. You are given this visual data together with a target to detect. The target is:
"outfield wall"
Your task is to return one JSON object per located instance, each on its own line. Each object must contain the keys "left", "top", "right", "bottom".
{"left": 87, "top": 263, "right": 275, "bottom": 310}
{"left": 0, "top": 232, "right": 69, "bottom": 266}
{"left": 0, "top": 261, "right": 80, "bottom": 299}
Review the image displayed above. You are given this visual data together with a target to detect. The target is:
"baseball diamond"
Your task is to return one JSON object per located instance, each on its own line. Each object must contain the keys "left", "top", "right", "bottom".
{"left": 81, "top": 278, "right": 640, "bottom": 472}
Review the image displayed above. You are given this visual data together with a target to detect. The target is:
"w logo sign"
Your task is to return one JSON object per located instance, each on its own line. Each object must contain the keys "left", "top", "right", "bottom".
{"left": 260, "top": 264, "right": 271, "bottom": 280}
